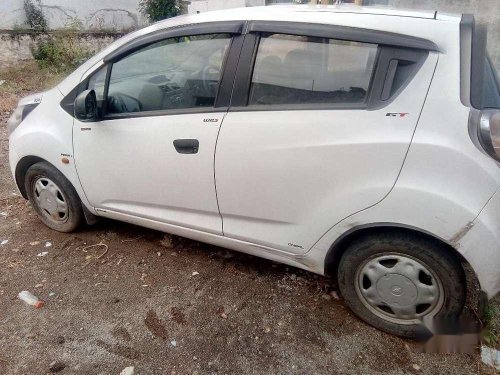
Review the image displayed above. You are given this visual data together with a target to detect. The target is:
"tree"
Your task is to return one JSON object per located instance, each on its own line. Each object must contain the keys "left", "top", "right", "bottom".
{"left": 139, "top": 0, "right": 181, "bottom": 23}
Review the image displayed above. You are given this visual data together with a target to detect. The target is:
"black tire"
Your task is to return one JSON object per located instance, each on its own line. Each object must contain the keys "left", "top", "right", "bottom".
{"left": 338, "top": 232, "right": 466, "bottom": 338}
{"left": 25, "top": 162, "right": 84, "bottom": 233}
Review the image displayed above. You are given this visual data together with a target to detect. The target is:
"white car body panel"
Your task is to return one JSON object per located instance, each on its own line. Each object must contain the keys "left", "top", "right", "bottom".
{"left": 73, "top": 112, "right": 226, "bottom": 235}
{"left": 215, "top": 53, "right": 439, "bottom": 254}
{"left": 7, "top": 5, "right": 500, "bottom": 300}
{"left": 97, "top": 208, "right": 308, "bottom": 270}
{"left": 306, "top": 34, "right": 500, "bottom": 296}
{"left": 459, "top": 187, "right": 500, "bottom": 298}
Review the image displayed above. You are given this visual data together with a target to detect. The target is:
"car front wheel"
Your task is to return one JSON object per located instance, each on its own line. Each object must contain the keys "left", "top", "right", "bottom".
{"left": 25, "top": 162, "right": 84, "bottom": 233}
{"left": 338, "top": 232, "right": 466, "bottom": 338}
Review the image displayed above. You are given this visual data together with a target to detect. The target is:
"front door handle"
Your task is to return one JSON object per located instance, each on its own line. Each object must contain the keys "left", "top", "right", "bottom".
{"left": 173, "top": 139, "right": 199, "bottom": 154}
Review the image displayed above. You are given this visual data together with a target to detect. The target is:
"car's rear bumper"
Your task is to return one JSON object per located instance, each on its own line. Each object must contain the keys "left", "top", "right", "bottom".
{"left": 460, "top": 187, "right": 500, "bottom": 299}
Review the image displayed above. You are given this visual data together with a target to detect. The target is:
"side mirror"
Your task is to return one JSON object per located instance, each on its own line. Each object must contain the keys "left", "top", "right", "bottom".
{"left": 74, "top": 89, "right": 98, "bottom": 122}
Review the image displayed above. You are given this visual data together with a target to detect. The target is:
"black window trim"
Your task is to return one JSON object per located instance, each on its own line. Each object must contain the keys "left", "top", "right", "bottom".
{"left": 103, "top": 21, "right": 245, "bottom": 64}
{"left": 229, "top": 23, "right": 430, "bottom": 112}
{"left": 460, "top": 14, "right": 474, "bottom": 107}
{"left": 100, "top": 106, "right": 228, "bottom": 121}
{"left": 462, "top": 14, "right": 500, "bottom": 110}
{"left": 470, "top": 20, "right": 488, "bottom": 110}
{"left": 367, "top": 47, "right": 429, "bottom": 110}
{"left": 247, "top": 21, "right": 439, "bottom": 52}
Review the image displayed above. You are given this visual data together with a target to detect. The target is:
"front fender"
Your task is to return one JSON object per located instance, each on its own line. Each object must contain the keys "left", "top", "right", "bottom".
{"left": 8, "top": 88, "right": 93, "bottom": 212}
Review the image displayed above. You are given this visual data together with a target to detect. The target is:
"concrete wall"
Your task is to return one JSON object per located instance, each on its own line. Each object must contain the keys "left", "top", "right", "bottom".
{"left": 388, "top": 0, "right": 500, "bottom": 70}
{"left": 0, "top": 0, "right": 146, "bottom": 31}
{"left": 188, "top": 0, "right": 265, "bottom": 13}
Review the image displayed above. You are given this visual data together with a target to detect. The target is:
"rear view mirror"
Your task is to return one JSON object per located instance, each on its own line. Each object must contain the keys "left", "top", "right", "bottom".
{"left": 74, "top": 89, "right": 98, "bottom": 122}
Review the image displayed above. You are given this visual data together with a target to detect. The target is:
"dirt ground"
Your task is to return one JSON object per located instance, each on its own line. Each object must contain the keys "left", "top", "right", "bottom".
{"left": 0, "top": 63, "right": 498, "bottom": 375}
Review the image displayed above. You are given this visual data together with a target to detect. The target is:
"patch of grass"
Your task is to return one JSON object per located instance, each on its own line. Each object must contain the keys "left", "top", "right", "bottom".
{"left": 484, "top": 296, "right": 500, "bottom": 349}
{"left": 0, "top": 61, "right": 66, "bottom": 94}
{"left": 0, "top": 61, "right": 66, "bottom": 113}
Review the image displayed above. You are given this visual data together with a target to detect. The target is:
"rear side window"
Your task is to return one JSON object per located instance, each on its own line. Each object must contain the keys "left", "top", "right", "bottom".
{"left": 104, "top": 34, "right": 232, "bottom": 114}
{"left": 248, "top": 34, "right": 378, "bottom": 106}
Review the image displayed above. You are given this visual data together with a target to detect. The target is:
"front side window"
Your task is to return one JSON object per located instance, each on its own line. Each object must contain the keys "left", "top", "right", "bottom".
{"left": 249, "top": 34, "right": 378, "bottom": 106}
{"left": 87, "top": 65, "right": 107, "bottom": 114}
{"left": 104, "top": 34, "right": 232, "bottom": 114}
{"left": 88, "top": 66, "right": 107, "bottom": 100}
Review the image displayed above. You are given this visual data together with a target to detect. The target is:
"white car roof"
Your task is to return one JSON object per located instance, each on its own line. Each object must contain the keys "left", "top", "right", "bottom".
{"left": 167, "top": 5, "right": 462, "bottom": 23}
{"left": 195, "top": 4, "right": 438, "bottom": 20}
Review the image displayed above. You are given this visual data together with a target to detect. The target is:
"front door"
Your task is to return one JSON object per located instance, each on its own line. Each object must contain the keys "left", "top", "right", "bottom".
{"left": 73, "top": 32, "right": 235, "bottom": 234}
{"left": 215, "top": 30, "right": 438, "bottom": 253}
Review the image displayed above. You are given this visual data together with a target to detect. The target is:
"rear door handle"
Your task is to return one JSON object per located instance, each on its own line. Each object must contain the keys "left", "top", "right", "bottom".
{"left": 173, "top": 139, "right": 199, "bottom": 154}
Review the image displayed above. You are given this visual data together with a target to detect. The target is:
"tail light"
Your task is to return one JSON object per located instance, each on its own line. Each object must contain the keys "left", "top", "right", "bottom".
{"left": 478, "top": 110, "right": 500, "bottom": 162}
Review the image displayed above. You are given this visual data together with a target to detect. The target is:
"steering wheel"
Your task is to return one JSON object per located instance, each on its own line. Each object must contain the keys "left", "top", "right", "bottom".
{"left": 202, "top": 65, "right": 220, "bottom": 93}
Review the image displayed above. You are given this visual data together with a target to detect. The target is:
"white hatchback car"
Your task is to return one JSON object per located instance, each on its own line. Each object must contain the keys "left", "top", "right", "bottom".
{"left": 7, "top": 5, "right": 500, "bottom": 337}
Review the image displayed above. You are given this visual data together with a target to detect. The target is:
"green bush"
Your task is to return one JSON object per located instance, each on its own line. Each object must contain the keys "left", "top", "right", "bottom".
{"left": 31, "top": 35, "right": 92, "bottom": 73}
{"left": 139, "top": 0, "right": 181, "bottom": 22}
{"left": 484, "top": 303, "right": 500, "bottom": 347}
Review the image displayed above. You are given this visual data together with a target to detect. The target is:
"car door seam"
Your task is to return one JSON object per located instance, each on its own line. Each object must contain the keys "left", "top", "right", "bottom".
{"left": 214, "top": 31, "right": 249, "bottom": 236}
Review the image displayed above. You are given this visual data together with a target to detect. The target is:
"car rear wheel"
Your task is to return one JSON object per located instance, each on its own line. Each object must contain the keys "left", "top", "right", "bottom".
{"left": 25, "top": 162, "right": 84, "bottom": 233}
{"left": 338, "top": 232, "right": 466, "bottom": 338}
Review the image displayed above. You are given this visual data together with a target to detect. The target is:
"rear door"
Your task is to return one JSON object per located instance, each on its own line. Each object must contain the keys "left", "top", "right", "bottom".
{"left": 215, "top": 22, "right": 438, "bottom": 254}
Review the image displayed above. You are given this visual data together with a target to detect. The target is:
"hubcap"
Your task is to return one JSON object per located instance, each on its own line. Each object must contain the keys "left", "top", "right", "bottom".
{"left": 32, "top": 177, "right": 69, "bottom": 224}
{"left": 355, "top": 253, "right": 444, "bottom": 325}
